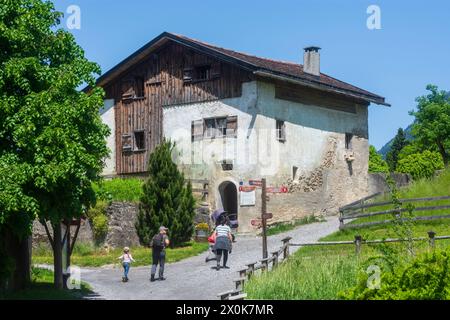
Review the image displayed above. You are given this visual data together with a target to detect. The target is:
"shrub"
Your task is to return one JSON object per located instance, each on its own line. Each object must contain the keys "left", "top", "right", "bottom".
{"left": 93, "top": 178, "right": 143, "bottom": 202}
{"left": 340, "top": 249, "right": 450, "bottom": 300}
{"left": 86, "top": 201, "right": 109, "bottom": 241}
{"left": 396, "top": 150, "right": 444, "bottom": 180}
{"left": 136, "top": 141, "right": 196, "bottom": 247}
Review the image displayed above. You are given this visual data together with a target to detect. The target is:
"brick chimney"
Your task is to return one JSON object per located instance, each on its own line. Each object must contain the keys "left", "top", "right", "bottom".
{"left": 303, "top": 46, "right": 321, "bottom": 76}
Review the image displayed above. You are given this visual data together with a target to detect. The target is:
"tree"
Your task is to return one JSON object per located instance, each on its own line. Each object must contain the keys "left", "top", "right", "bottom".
{"left": 136, "top": 141, "right": 196, "bottom": 248}
{"left": 410, "top": 85, "right": 450, "bottom": 165}
{"left": 0, "top": 0, "right": 109, "bottom": 289}
{"left": 386, "top": 128, "right": 409, "bottom": 172}
{"left": 369, "top": 145, "right": 389, "bottom": 173}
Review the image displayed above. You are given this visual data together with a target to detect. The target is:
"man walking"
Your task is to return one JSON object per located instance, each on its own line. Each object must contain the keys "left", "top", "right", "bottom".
{"left": 150, "top": 226, "right": 170, "bottom": 282}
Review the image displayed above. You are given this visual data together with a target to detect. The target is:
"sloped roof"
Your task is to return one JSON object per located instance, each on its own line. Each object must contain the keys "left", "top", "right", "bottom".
{"left": 95, "top": 32, "right": 389, "bottom": 106}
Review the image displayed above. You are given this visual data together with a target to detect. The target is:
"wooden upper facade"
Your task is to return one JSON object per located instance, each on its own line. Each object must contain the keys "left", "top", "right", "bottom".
{"left": 97, "top": 32, "right": 387, "bottom": 175}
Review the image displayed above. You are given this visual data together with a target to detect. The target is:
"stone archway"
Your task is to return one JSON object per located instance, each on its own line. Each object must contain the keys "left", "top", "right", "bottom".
{"left": 218, "top": 181, "right": 238, "bottom": 220}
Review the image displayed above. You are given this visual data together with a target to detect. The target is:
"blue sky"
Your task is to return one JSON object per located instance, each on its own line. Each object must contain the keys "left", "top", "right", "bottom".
{"left": 55, "top": 0, "right": 450, "bottom": 149}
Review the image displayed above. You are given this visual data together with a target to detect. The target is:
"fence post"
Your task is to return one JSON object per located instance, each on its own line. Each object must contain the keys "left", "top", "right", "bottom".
{"left": 428, "top": 231, "right": 436, "bottom": 250}
{"left": 354, "top": 235, "right": 362, "bottom": 256}
{"left": 246, "top": 262, "right": 256, "bottom": 279}
{"left": 281, "top": 237, "right": 292, "bottom": 260}
{"left": 261, "top": 258, "right": 269, "bottom": 272}
{"left": 271, "top": 251, "right": 279, "bottom": 269}
{"left": 339, "top": 210, "right": 345, "bottom": 230}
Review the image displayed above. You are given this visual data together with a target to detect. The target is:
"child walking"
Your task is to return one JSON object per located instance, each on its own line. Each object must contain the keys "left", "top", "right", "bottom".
{"left": 118, "top": 247, "right": 135, "bottom": 282}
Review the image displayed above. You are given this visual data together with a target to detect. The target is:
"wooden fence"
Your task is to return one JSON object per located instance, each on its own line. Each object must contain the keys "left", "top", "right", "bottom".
{"left": 218, "top": 237, "right": 292, "bottom": 301}
{"left": 219, "top": 231, "right": 450, "bottom": 300}
{"left": 339, "top": 194, "right": 450, "bottom": 230}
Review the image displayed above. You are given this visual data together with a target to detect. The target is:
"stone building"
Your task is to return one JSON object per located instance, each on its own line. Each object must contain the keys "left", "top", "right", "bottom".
{"left": 95, "top": 32, "right": 388, "bottom": 233}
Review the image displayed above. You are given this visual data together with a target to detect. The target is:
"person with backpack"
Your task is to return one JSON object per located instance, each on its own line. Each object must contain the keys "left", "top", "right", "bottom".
{"left": 150, "top": 226, "right": 170, "bottom": 282}
{"left": 117, "top": 247, "right": 135, "bottom": 282}
{"left": 213, "top": 216, "right": 232, "bottom": 271}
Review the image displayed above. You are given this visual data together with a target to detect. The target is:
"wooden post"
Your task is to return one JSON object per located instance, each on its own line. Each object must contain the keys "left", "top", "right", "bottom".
{"left": 428, "top": 231, "right": 436, "bottom": 250}
{"left": 339, "top": 211, "right": 345, "bottom": 230}
{"left": 246, "top": 262, "right": 256, "bottom": 279}
{"left": 261, "top": 178, "right": 268, "bottom": 259}
{"left": 271, "top": 251, "right": 279, "bottom": 269}
{"left": 355, "top": 235, "right": 362, "bottom": 256}
{"left": 261, "top": 258, "right": 269, "bottom": 272}
{"left": 281, "top": 237, "right": 292, "bottom": 260}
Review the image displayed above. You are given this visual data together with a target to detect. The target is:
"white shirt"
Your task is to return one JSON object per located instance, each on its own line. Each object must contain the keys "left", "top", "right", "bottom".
{"left": 215, "top": 225, "right": 231, "bottom": 237}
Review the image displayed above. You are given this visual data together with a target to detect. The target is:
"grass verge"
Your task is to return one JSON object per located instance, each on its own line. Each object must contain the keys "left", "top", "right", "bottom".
{"left": 1, "top": 267, "right": 93, "bottom": 300}
{"left": 32, "top": 241, "right": 209, "bottom": 267}
{"left": 264, "top": 215, "right": 325, "bottom": 237}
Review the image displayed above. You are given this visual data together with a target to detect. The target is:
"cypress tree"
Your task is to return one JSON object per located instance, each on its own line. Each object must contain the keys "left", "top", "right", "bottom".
{"left": 136, "top": 140, "right": 195, "bottom": 247}
{"left": 386, "top": 128, "right": 409, "bottom": 172}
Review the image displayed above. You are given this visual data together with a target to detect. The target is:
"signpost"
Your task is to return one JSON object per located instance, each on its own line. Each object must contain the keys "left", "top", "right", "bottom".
{"left": 261, "top": 178, "right": 268, "bottom": 259}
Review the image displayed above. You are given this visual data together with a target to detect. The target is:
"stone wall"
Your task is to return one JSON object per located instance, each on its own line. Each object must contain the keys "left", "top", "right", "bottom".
{"left": 32, "top": 219, "right": 94, "bottom": 249}
{"left": 368, "top": 173, "right": 412, "bottom": 195}
{"left": 104, "top": 202, "right": 140, "bottom": 248}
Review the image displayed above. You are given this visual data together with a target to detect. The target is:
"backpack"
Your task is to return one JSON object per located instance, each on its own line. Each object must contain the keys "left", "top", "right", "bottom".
{"left": 151, "top": 234, "right": 165, "bottom": 250}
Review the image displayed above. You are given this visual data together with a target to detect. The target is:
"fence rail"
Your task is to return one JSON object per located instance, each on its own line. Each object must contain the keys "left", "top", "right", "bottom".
{"left": 339, "top": 194, "right": 450, "bottom": 230}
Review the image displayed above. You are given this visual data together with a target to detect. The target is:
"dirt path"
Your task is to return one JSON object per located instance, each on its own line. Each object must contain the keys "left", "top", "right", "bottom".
{"left": 77, "top": 217, "right": 339, "bottom": 300}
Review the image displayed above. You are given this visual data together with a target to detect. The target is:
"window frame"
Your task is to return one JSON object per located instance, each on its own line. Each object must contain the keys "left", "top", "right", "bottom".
{"left": 345, "top": 133, "right": 353, "bottom": 150}
{"left": 133, "top": 130, "right": 146, "bottom": 152}
{"left": 276, "top": 119, "right": 286, "bottom": 142}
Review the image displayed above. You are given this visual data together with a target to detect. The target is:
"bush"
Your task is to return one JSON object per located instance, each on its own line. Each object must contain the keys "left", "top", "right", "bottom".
{"left": 136, "top": 141, "right": 196, "bottom": 247}
{"left": 340, "top": 249, "right": 450, "bottom": 300}
{"left": 369, "top": 145, "right": 389, "bottom": 173}
{"left": 86, "top": 201, "right": 109, "bottom": 241}
{"left": 396, "top": 150, "right": 444, "bottom": 180}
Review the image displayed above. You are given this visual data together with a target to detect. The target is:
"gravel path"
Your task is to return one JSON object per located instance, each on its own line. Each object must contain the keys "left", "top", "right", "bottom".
{"left": 77, "top": 216, "right": 340, "bottom": 300}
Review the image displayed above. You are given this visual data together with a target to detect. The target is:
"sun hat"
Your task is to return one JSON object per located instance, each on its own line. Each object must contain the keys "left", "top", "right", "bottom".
{"left": 123, "top": 247, "right": 130, "bottom": 252}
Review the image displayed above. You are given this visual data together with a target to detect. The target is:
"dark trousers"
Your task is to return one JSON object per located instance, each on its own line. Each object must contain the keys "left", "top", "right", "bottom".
{"left": 216, "top": 249, "right": 228, "bottom": 267}
{"left": 151, "top": 250, "right": 166, "bottom": 278}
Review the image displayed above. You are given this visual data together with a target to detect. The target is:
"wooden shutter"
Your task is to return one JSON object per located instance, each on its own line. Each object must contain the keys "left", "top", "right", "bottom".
{"left": 211, "top": 62, "right": 221, "bottom": 79}
{"left": 121, "top": 79, "right": 135, "bottom": 100}
{"left": 191, "top": 119, "right": 204, "bottom": 142}
{"left": 122, "top": 134, "right": 132, "bottom": 152}
{"left": 226, "top": 115, "right": 238, "bottom": 138}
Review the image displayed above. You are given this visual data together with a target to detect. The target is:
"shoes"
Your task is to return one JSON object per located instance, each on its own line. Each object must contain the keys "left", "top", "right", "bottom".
{"left": 223, "top": 266, "right": 230, "bottom": 269}
{"left": 159, "top": 277, "right": 166, "bottom": 281}
{"left": 150, "top": 276, "right": 156, "bottom": 282}
{"left": 216, "top": 266, "right": 221, "bottom": 271}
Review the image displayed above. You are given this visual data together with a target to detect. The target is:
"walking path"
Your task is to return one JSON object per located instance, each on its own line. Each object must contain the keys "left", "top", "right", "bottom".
{"left": 75, "top": 217, "right": 340, "bottom": 300}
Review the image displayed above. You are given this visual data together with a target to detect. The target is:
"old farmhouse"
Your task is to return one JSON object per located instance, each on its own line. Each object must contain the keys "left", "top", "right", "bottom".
{"left": 97, "top": 32, "right": 388, "bottom": 233}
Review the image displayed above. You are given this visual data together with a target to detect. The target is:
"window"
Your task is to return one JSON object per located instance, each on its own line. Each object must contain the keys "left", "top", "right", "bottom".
{"left": 191, "top": 116, "right": 238, "bottom": 141}
{"left": 204, "top": 117, "right": 227, "bottom": 139}
{"left": 195, "top": 65, "right": 211, "bottom": 81}
{"left": 276, "top": 120, "right": 286, "bottom": 142}
{"left": 134, "top": 130, "right": 146, "bottom": 151}
{"left": 135, "top": 76, "right": 145, "bottom": 98}
{"left": 345, "top": 133, "right": 353, "bottom": 150}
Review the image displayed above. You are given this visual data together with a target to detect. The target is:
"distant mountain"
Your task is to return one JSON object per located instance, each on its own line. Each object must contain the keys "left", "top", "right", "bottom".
{"left": 378, "top": 124, "right": 414, "bottom": 158}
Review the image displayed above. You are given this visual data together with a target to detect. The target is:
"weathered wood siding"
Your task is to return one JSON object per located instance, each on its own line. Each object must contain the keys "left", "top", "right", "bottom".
{"left": 103, "top": 41, "right": 253, "bottom": 174}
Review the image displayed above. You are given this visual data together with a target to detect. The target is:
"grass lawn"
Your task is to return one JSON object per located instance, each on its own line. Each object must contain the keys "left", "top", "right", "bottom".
{"left": 32, "top": 241, "right": 209, "bottom": 267}
{"left": 264, "top": 215, "right": 326, "bottom": 237}
{"left": 93, "top": 178, "right": 144, "bottom": 202}
{"left": 245, "top": 168, "right": 450, "bottom": 300}
{"left": 1, "top": 267, "right": 93, "bottom": 300}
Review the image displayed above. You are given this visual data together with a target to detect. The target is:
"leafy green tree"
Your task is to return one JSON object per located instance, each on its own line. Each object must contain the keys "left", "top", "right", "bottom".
{"left": 0, "top": 0, "right": 109, "bottom": 289}
{"left": 136, "top": 141, "right": 196, "bottom": 247}
{"left": 396, "top": 150, "right": 444, "bottom": 180}
{"left": 386, "top": 128, "right": 409, "bottom": 171}
{"left": 369, "top": 145, "right": 389, "bottom": 173}
{"left": 410, "top": 85, "right": 450, "bottom": 165}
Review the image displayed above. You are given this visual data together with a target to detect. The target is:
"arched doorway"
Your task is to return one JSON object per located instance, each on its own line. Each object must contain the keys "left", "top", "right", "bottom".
{"left": 218, "top": 181, "right": 238, "bottom": 220}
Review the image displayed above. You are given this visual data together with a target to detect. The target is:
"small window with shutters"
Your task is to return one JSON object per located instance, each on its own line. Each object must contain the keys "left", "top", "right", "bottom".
{"left": 191, "top": 116, "right": 238, "bottom": 141}
{"left": 134, "top": 130, "right": 146, "bottom": 151}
